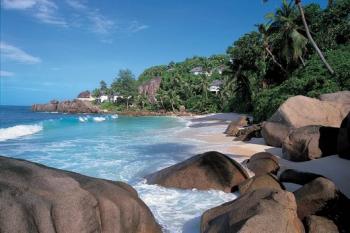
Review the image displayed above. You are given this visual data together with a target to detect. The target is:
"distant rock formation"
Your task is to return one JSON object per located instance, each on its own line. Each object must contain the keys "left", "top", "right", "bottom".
{"left": 0, "top": 156, "right": 162, "bottom": 233}
{"left": 138, "top": 77, "right": 161, "bottom": 104}
{"left": 32, "top": 99, "right": 101, "bottom": 113}
{"left": 77, "top": 90, "right": 91, "bottom": 98}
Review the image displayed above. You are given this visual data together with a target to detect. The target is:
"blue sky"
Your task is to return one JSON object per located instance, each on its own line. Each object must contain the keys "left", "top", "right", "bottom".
{"left": 0, "top": 0, "right": 327, "bottom": 106}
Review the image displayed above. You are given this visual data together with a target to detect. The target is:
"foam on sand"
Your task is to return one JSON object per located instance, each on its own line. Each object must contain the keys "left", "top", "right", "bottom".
{"left": 0, "top": 124, "right": 43, "bottom": 142}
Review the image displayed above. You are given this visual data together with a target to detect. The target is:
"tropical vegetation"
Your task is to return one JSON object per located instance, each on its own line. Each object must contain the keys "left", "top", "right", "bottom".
{"left": 91, "top": 0, "right": 349, "bottom": 121}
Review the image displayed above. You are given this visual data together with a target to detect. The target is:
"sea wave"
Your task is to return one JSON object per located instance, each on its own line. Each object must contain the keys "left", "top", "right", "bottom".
{"left": 93, "top": 117, "right": 106, "bottom": 122}
{"left": 0, "top": 124, "right": 43, "bottom": 142}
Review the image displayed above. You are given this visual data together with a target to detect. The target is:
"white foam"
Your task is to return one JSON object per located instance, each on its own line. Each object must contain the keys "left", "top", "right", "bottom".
{"left": 134, "top": 181, "right": 237, "bottom": 233}
{"left": 0, "top": 124, "right": 43, "bottom": 142}
{"left": 79, "top": 116, "right": 89, "bottom": 122}
{"left": 111, "top": 114, "right": 118, "bottom": 119}
{"left": 93, "top": 117, "right": 106, "bottom": 122}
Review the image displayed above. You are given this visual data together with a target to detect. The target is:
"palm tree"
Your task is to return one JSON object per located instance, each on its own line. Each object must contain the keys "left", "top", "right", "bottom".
{"left": 295, "top": 0, "right": 334, "bottom": 74}
{"left": 264, "top": 0, "right": 335, "bottom": 74}
{"left": 267, "top": 0, "right": 308, "bottom": 67}
{"left": 168, "top": 90, "right": 181, "bottom": 112}
{"left": 257, "top": 23, "right": 287, "bottom": 73}
{"left": 200, "top": 74, "right": 211, "bottom": 101}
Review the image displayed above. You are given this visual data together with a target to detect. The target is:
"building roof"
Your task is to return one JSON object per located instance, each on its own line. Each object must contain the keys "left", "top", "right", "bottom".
{"left": 190, "top": 67, "right": 203, "bottom": 73}
{"left": 210, "top": 80, "right": 224, "bottom": 87}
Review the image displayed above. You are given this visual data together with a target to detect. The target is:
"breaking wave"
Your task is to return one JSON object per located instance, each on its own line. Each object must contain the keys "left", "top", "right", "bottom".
{"left": 0, "top": 124, "right": 43, "bottom": 142}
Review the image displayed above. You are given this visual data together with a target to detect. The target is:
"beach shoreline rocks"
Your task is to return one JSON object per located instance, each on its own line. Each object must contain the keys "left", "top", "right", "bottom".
{"left": 262, "top": 92, "right": 350, "bottom": 147}
{"left": 145, "top": 151, "right": 250, "bottom": 193}
{"left": 0, "top": 156, "right": 161, "bottom": 233}
{"left": 32, "top": 99, "right": 101, "bottom": 114}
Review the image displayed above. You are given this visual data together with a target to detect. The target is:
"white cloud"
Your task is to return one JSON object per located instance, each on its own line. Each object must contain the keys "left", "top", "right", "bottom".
{"left": 65, "top": 0, "right": 115, "bottom": 35}
{"left": 1, "top": 0, "right": 37, "bottom": 9}
{"left": 66, "top": 0, "right": 86, "bottom": 10}
{"left": 1, "top": 0, "right": 67, "bottom": 26}
{"left": 0, "top": 70, "right": 15, "bottom": 77}
{"left": 0, "top": 41, "right": 41, "bottom": 64}
{"left": 88, "top": 13, "right": 114, "bottom": 34}
{"left": 128, "top": 21, "right": 149, "bottom": 33}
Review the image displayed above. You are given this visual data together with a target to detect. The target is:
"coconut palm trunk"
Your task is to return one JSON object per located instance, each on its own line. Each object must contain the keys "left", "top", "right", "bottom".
{"left": 295, "top": 0, "right": 335, "bottom": 74}
{"left": 265, "top": 47, "right": 288, "bottom": 73}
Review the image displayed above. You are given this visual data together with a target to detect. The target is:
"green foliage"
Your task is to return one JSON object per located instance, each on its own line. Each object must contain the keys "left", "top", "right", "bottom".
{"left": 253, "top": 45, "right": 350, "bottom": 122}
{"left": 91, "top": 0, "right": 349, "bottom": 118}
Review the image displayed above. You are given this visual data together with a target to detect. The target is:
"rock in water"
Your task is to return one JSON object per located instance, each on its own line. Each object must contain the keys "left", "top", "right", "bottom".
{"left": 246, "top": 152, "right": 280, "bottom": 175}
{"left": 262, "top": 95, "right": 350, "bottom": 148}
{"left": 238, "top": 173, "right": 285, "bottom": 195}
{"left": 145, "top": 151, "right": 249, "bottom": 192}
{"left": 282, "top": 125, "right": 339, "bottom": 161}
{"left": 304, "top": 215, "right": 339, "bottom": 233}
{"left": 294, "top": 177, "right": 350, "bottom": 232}
{"left": 200, "top": 189, "right": 304, "bottom": 233}
{"left": 224, "top": 116, "right": 249, "bottom": 136}
{"left": 0, "top": 156, "right": 161, "bottom": 233}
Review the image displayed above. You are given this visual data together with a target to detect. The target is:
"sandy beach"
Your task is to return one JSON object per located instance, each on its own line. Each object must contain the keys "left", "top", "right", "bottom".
{"left": 177, "top": 113, "right": 350, "bottom": 198}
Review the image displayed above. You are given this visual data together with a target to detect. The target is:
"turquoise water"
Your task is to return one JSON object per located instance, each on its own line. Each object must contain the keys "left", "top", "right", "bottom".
{"left": 0, "top": 106, "right": 236, "bottom": 233}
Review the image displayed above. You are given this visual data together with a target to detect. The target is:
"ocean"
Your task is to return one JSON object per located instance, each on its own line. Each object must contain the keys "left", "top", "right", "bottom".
{"left": 0, "top": 105, "right": 236, "bottom": 233}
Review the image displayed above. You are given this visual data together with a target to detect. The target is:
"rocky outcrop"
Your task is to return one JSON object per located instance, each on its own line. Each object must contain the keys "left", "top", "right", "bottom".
{"left": 138, "top": 77, "right": 161, "bottom": 104}
{"left": 282, "top": 125, "right": 339, "bottom": 161}
{"left": 294, "top": 177, "right": 350, "bottom": 232}
{"left": 246, "top": 152, "right": 280, "bottom": 175}
{"left": 262, "top": 94, "right": 350, "bottom": 147}
{"left": 238, "top": 173, "right": 285, "bottom": 195}
{"left": 201, "top": 189, "right": 304, "bottom": 233}
{"left": 32, "top": 99, "right": 101, "bottom": 113}
{"left": 304, "top": 215, "right": 339, "bottom": 233}
{"left": 261, "top": 121, "right": 291, "bottom": 147}
{"left": 0, "top": 156, "right": 161, "bottom": 233}
{"left": 145, "top": 151, "right": 249, "bottom": 193}
{"left": 224, "top": 116, "right": 249, "bottom": 136}
{"left": 77, "top": 90, "right": 91, "bottom": 98}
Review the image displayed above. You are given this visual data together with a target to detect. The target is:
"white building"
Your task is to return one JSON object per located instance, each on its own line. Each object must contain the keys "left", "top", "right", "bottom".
{"left": 208, "top": 80, "right": 223, "bottom": 94}
{"left": 99, "top": 95, "right": 109, "bottom": 103}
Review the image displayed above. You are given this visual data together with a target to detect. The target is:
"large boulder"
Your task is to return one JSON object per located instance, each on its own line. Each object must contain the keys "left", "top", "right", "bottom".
{"left": 145, "top": 151, "right": 249, "bottom": 193}
{"left": 201, "top": 188, "right": 304, "bottom": 233}
{"left": 262, "top": 95, "right": 350, "bottom": 148}
{"left": 338, "top": 112, "right": 350, "bottom": 159}
{"left": 224, "top": 116, "right": 249, "bottom": 136}
{"left": 246, "top": 152, "right": 280, "bottom": 175}
{"left": 319, "top": 91, "right": 350, "bottom": 105}
{"left": 261, "top": 121, "right": 291, "bottom": 147}
{"left": 294, "top": 177, "right": 350, "bottom": 232}
{"left": 0, "top": 156, "right": 161, "bottom": 233}
{"left": 304, "top": 215, "right": 339, "bottom": 233}
{"left": 282, "top": 125, "right": 339, "bottom": 161}
{"left": 279, "top": 169, "right": 324, "bottom": 185}
{"left": 238, "top": 173, "right": 284, "bottom": 195}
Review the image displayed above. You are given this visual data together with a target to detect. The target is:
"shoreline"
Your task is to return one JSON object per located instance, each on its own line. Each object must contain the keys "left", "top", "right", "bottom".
{"left": 177, "top": 113, "right": 350, "bottom": 197}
